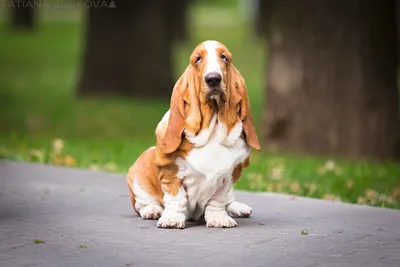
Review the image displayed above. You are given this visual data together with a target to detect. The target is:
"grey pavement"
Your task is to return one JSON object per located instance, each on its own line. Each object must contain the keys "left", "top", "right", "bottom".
{"left": 0, "top": 160, "right": 399, "bottom": 267}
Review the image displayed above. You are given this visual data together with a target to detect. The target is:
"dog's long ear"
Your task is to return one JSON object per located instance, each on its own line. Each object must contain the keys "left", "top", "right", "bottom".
{"left": 230, "top": 64, "right": 261, "bottom": 151}
{"left": 159, "top": 66, "right": 190, "bottom": 154}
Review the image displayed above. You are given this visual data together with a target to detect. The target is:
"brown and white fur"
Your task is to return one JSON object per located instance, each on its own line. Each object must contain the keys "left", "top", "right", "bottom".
{"left": 126, "top": 40, "right": 261, "bottom": 229}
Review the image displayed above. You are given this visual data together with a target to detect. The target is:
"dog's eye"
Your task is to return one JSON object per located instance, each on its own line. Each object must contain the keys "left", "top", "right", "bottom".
{"left": 195, "top": 56, "right": 202, "bottom": 64}
{"left": 221, "top": 55, "right": 228, "bottom": 63}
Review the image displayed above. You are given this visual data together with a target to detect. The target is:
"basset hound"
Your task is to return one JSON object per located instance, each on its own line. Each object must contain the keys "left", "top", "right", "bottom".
{"left": 126, "top": 40, "right": 261, "bottom": 229}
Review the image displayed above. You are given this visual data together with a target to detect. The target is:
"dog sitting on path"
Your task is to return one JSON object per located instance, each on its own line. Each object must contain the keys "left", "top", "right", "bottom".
{"left": 126, "top": 40, "right": 261, "bottom": 229}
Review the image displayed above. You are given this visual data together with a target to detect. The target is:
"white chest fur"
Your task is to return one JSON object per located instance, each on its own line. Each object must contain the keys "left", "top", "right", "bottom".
{"left": 176, "top": 114, "right": 251, "bottom": 219}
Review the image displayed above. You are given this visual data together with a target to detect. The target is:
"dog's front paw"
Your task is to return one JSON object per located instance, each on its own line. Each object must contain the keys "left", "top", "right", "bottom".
{"left": 157, "top": 209, "right": 186, "bottom": 229}
{"left": 226, "top": 201, "right": 252, "bottom": 218}
{"left": 205, "top": 211, "right": 237, "bottom": 228}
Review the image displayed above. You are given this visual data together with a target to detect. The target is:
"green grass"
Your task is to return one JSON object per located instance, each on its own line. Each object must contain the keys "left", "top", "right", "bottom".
{"left": 1, "top": 6, "right": 400, "bottom": 209}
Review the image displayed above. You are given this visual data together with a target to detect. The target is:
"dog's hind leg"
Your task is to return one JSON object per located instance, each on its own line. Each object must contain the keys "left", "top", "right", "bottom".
{"left": 126, "top": 147, "right": 164, "bottom": 220}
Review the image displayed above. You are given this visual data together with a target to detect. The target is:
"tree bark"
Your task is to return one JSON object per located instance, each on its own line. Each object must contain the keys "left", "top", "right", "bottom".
{"left": 10, "top": 0, "right": 35, "bottom": 30}
{"left": 261, "top": 0, "right": 400, "bottom": 161}
{"left": 165, "top": 0, "right": 189, "bottom": 43}
{"left": 77, "top": 1, "right": 189, "bottom": 99}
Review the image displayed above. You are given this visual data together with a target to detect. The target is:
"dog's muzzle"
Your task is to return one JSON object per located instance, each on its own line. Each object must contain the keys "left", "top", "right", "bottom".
{"left": 205, "top": 72, "right": 226, "bottom": 105}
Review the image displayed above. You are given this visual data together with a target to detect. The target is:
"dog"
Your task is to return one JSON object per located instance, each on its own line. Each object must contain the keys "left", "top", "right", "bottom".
{"left": 126, "top": 40, "right": 261, "bottom": 229}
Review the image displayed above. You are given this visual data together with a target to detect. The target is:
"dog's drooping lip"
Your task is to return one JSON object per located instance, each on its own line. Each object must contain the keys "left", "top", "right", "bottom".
{"left": 206, "top": 87, "right": 227, "bottom": 108}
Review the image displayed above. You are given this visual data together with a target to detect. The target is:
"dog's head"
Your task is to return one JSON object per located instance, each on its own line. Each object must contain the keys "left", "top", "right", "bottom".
{"left": 159, "top": 40, "right": 260, "bottom": 154}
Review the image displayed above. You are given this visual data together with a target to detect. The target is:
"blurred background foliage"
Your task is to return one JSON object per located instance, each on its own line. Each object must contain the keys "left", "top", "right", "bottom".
{"left": 0, "top": 0, "right": 399, "bottom": 209}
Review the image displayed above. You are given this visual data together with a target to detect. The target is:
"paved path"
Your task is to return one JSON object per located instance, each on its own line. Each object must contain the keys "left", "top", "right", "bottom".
{"left": 1, "top": 160, "right": 399, "bottom": 267}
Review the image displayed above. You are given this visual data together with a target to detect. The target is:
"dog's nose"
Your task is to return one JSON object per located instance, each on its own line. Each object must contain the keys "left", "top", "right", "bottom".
{"left": 205, "top": 72, "right": 222, "bottom": 86}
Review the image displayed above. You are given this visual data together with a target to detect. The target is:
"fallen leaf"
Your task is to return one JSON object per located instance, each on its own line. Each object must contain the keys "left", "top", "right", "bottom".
{"left": 325, "top": 160, "right": 335, "bottom": 170}
{"left": 365, "top": 189, "right": 378, "bottom": 200}
{"left": 51, "top": 155, "right": 76, "bottom": 167}
{"left": 323, "top": 194, "right": 341, "bottom": 202}
{"left": 357, "top": 196, "right": 367, "bottom": 205}
{"left": 300, "top": 229, "right": 308, "bottom": 235}
{"left": 64, "top": 155, "right": 76, "bottom": 167}
{"left": 317, "top": 160, "right": 339, "bottom": 174}
{"left": 51, "top": 155, "right": 64, "bottom": 165}
{"left": 378, "top": 195, "right": 395, "bottom": 204}
{"left": 90, "top": 164, "right": 100, "bottom": 171}
{"left": 391, "top": 187, "right": 400, "bottom": 199}
{"left": 270, "top": 164, "right": 284, "bottom": 180}
{"left": 290, "top": 183, "right": 300, "bottom": 193}
{"left": 28, "top": 149, "right": 43, "bottom": 158}
{"left": 28, "top": 149, "right": 44, "bottom": 162}
{"left": 103, "top": 162, "right": 118, "bottom": 172}
{"left": 52, "top": 138, "right": 64, "bottom": 154}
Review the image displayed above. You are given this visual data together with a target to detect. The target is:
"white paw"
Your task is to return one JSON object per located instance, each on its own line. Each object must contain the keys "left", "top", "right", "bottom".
{"left": 157, "top": 209, "right": 186, "bottom": 229}
{"left": 226, "top": 201, "right": 252, "bottom": 218}
{"left": 205, "top": 211, "right": 237, "bottom": 228}
{"left": 139, "top": 205, "right": 164, "bottom": 220}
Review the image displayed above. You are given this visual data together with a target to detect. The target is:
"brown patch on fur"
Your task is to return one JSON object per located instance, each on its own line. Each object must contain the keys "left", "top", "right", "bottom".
{"left": 158, "top": 66, "right": 190, "bottom": 154}
{"left": 199, "top": 100, "right": 216, "bottom": 130}
{"left": 155, "top": 114, "right": 195, "bottom": 197}
{"left": 158, "top": 164, "right": 182, "bottom": 196}
{"left": 230, "top": 65, "right": 261, "bottom": 151}
{"left": 126, "top": 147, "right": 164, "bottom": 214}
{"left": 232, "top": 157, "right": 250, "bottom": 184}
{"left": 154, "top": 139, "right": 193, "bottom": 197}
{"left": 219, "top": 62, "right": 243, "bottom": 134}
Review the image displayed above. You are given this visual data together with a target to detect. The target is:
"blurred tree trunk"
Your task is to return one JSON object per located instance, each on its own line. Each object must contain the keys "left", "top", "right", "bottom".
{"left": 260, "top": 0, "right": 400, "bottom": 161}
{"left": 77, "top": 1, "right": 189, "bottom": 99}
{"left": 165, "top": 0, "right": 189, "bottom": 43}
{"left": 10, "top": 0, "right": 35, "bottom": 30}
